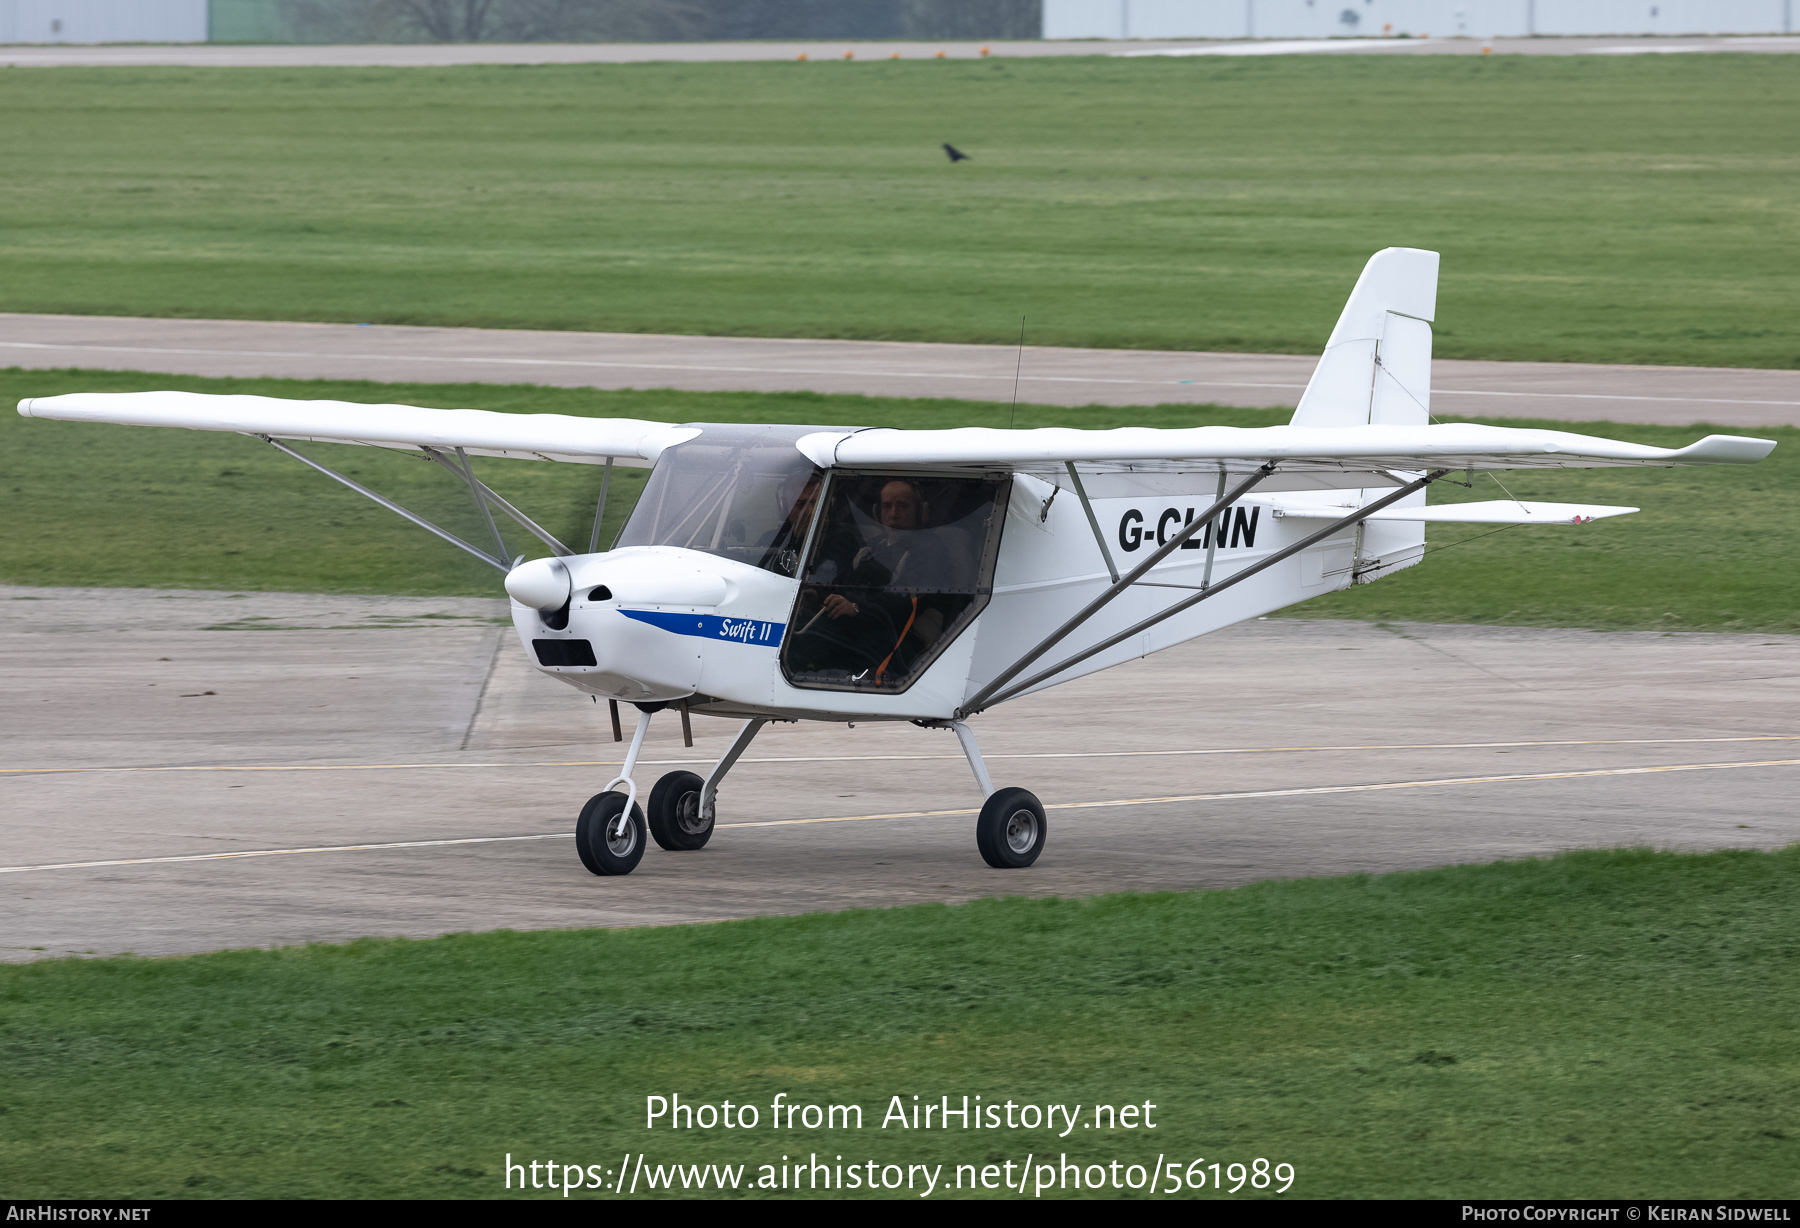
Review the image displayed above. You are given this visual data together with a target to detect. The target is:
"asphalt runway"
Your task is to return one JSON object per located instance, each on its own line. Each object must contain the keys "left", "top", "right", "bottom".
{"left": 2, "top": 36, "right": 1797, "bottom": 68}
{"left": 6, "top": 314, "right": 1796, "bottom": 428}
{"left": 4, "top": 585, "right": 1795, "bottom": 962}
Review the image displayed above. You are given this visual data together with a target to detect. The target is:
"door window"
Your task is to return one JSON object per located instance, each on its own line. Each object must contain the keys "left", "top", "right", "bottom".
{"left": 782, "top": 473, "right": 1009, "bottom": 693}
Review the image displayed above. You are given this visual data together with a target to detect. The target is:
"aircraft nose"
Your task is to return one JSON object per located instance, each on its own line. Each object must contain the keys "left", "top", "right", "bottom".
{"left": 505, "top": 556, "right": 571, "bottom": 610}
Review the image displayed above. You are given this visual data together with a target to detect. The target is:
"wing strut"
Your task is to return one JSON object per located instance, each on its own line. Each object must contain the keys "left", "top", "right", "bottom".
{"left": 1065, "top": 462, "right": 1120, "bottom": 585}
{"left": 589, "top": 457, "right": 614, "bottom": 554}
{"left": 1199, "top": 469, "right": 1228, "bottom": 589}
{"left": 419, "top": 446, "right": 575, "bottom": 557}
{"left": 964, "top": 469, "right": 1449, "bottom": 714}
{"left": 258, "top": 435, "right": 508, "bottom": 572}
{"left": 959, "top": 463, "right": 1278, "bottom": 716}
{"left": 453, "top": 446, "right": 508, "bottom": 561}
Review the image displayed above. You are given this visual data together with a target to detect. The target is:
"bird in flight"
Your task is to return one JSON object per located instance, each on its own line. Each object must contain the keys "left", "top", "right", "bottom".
{"left": 943, "top": 143, "right": 971, "bottom": 162}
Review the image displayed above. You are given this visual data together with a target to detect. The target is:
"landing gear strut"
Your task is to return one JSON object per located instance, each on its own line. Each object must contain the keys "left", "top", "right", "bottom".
{"left": 649, "top": 718, "right": 766, "bottom": 850}
{"left": 939, "top": 719, "right": 1047, "bottom": 870}
{"left": 579, "top": 711, "right": 1045, "bottom": 873}
{"left": 578, "top": 711, "right": 768, "bottom": 875}
{"left": 575, "top": 701, "right": 656, "bottom": 877}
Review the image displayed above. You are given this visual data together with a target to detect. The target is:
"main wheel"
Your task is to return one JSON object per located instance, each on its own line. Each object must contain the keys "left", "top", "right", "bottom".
{"left": 575, "top": 790, "right": 647, "bottom": 876}
{"left": 647, "top": 770, "right": 714, "bottom": 851}
{"left": 975, "top": 787, "right": 1047, "bottom": 869}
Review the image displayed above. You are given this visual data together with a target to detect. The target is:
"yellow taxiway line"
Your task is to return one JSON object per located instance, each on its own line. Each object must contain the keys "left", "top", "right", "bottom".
{"left": 2, "top": 734, "right": 1794, "bottom": 777}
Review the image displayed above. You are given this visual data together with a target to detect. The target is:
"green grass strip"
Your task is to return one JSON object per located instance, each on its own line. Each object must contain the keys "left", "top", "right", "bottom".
{"left": 4, "top": 367, "right": 1794, "bottom": 633}
{"left": 2, "top": 56, "right": 1797, "bottom": 367}
{"left": 1, "top": 847, "right": 1796, "bottom": 1198}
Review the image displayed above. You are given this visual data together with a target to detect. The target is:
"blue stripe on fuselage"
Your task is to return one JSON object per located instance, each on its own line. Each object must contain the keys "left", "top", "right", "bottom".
{"left": 619, "top": 609, "right": 785, "bottom": 647}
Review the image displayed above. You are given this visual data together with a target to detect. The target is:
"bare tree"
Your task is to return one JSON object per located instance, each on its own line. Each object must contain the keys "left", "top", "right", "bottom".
{"left": 278, "top": 0, "right": 414, "bottom": 42}
{"left": 393, "top": 0, "right": 501, "bottom": 40}
{"left": 900, "top": 0, "right": 1040, "bottom": 39}
{"left": 494, "top": 0, "right": 709, "bottom": 41}
{"left": 700, "top": 0, "right": 899, "bottom": 39}
{"left": 278, "top": 0, "right": 1038, "bottom": 44}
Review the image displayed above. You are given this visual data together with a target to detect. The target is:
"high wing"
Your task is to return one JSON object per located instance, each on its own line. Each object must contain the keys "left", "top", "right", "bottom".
{"left": 796, "top": 422, "right": 1775, "bottom": 478}
{"left": 17, "top": 390, "right": 708, "bottom": 571}
{"left": 1269, "top": 498, "right": 1640, "bottom": 525}
{"left": 17, "top": 391, "right": 698, "bottom": 466}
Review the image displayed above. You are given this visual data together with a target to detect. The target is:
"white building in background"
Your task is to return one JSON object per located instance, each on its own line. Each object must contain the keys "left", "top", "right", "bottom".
{"left": 0, "top": 0, "right": 1791, "bottom": 44}
{"left": 1044, "top": 0, "right": 1795, "bottom": 38}
{"left": 0, "top": 0, "right": 206, "bottom": 42}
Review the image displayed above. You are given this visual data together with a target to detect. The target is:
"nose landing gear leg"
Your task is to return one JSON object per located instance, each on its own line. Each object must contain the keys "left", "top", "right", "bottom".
{"left": 576, "top": 704, "right": 654, "bottom": 876}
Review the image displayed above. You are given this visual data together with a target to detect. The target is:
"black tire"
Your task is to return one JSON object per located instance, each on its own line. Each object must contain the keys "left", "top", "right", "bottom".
{"left": 647, "top": 770, "right": 714, "bottom": 851}
{"left": 976, "top": 787, "right": 1047, "bottom": 869}
{"left": 575, "top": 790, "right": 646, "bottom": 876}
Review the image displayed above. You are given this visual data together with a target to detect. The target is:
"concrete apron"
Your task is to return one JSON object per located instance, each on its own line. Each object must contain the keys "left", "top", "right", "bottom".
{"left": 2, "top": 584, "right": 1796, "bottom": 961}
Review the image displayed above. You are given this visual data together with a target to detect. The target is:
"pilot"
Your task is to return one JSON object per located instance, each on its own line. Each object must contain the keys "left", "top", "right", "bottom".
{"left": 798, "top": 478, "right": 953, "bottom": 682}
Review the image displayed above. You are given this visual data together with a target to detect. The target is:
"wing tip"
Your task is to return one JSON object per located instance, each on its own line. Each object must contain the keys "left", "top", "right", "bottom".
{"left": 1678, "top": 434, "right": 1779, "bottom": 465}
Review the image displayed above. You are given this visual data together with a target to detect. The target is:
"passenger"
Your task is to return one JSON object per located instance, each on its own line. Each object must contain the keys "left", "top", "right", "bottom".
{"left": 753, "top": 470, "right": 823, "bottom": 576}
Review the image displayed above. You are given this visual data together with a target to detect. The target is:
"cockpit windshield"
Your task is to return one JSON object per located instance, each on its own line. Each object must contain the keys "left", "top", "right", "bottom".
{"left": 613, "top": 425, "right": 826, "bottom": 578}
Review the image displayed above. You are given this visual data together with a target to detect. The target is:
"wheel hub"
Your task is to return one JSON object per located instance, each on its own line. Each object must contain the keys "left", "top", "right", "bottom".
{"left": 1004, "top": 809, "right": 1037, "bottom": 854}
{"left": 675, "top": 789, "right": 707, "bottom": 835}
{"left": 606, "top": 818, "right": 637, "bottom": 856}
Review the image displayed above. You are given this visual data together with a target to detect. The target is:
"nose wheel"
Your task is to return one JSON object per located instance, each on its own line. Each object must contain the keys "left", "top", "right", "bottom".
{"left": 976, "top": 786, "right": 1047, "bottom": 869}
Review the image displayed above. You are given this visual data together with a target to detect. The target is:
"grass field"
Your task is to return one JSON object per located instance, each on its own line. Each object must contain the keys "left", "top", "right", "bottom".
{"left": 2, "top": 847, "right": 1795, "bottom": 1199}
{"left": 5, "top": 367, "right": 1794, "bottom": 633}
{"left": 2, "top": 56, "right": 1798, "bottom": 367}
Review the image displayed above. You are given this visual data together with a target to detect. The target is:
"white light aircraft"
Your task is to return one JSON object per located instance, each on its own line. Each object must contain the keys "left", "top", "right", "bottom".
{"left": 19, "top": 250, "right": 1776, "bottom": 875}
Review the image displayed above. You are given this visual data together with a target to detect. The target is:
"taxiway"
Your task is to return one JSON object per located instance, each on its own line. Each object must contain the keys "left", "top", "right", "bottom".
{"left": 3, "top": 585, "right": 1794, "bottom": 961}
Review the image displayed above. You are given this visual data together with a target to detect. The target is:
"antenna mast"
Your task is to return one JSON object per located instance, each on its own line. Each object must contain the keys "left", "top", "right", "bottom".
{"left": 1008, "top": 315, "right": 1025, "bottom": 429}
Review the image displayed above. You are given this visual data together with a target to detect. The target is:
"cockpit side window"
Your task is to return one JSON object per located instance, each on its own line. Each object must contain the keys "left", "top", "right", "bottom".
{"left": 781, "top": 472, "right": 1010, "bottom": 694}
{"left": 613, "top": 428, "right": 824, "bottom": 578}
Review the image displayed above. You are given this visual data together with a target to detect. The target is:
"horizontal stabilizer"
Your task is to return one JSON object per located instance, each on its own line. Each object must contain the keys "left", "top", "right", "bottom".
{"left": 1271, "top": 499, "right": 1640, "bottom": 525}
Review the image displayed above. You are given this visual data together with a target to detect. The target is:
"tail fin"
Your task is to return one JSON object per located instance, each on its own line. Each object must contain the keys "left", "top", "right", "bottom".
{"left": 1289, "top": 248, "right": 1439, "bottom": 586}
{"left": 1290, "top": 247, "right": 1438, "bottom": 428}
